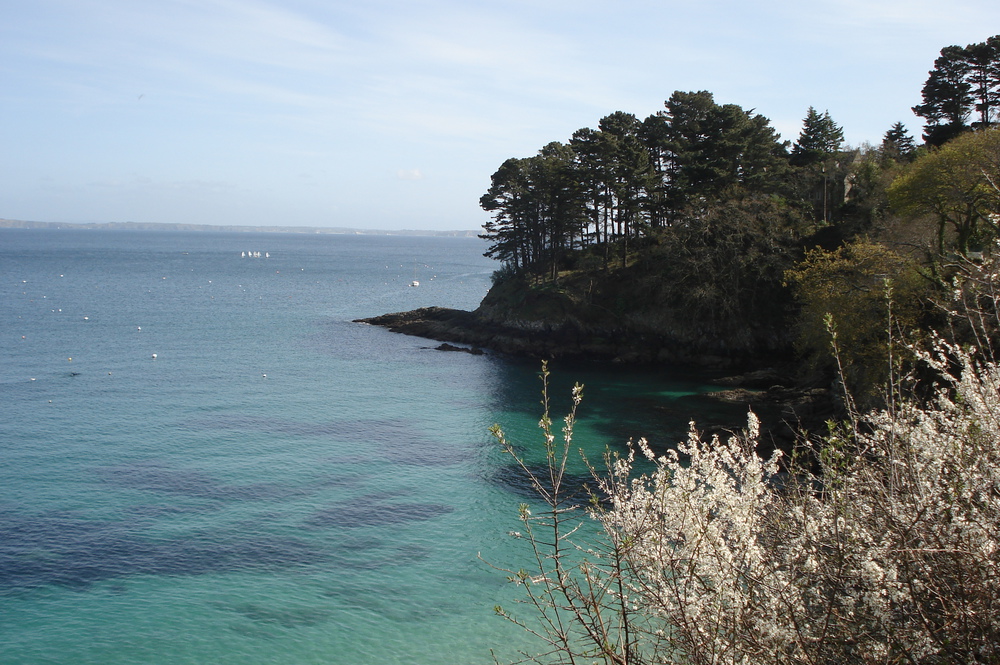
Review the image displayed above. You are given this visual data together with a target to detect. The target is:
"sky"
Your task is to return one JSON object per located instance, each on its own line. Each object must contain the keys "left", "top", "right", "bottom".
{"left": 2, "top": 0, "right": 1000, "bottom": 231}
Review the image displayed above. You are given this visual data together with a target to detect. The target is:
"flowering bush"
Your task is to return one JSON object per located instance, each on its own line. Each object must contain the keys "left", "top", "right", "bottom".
{"left": 493, "top": 349, "right": 1000, "bottom": 664}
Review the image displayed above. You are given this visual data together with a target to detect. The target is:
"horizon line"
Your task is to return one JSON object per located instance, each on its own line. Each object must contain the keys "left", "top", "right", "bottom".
{"left": 0, "top": 218, "right": 482, "bottom": 238}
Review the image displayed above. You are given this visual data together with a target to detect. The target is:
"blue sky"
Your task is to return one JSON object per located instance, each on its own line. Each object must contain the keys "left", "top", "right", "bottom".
{"left": 3, "top": 0, "right": 999, "bottom": 231}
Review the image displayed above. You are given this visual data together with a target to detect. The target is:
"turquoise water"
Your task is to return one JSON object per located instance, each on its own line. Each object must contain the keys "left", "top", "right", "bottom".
{"left": 0, "top": 229, "right": 728, "bottom": 664}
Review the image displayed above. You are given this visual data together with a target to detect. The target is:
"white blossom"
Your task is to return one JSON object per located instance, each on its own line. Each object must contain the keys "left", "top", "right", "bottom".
{"left": 493, "top": 346, "right": 1000, "bottom": 664}
{"left": 584, "top": 343, "right": 1000, "bottom": 664}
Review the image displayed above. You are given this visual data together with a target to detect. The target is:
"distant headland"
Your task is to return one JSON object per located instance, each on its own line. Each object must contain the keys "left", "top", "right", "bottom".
{"left": 0, "top": 218, "right": 479, "bottom": 238}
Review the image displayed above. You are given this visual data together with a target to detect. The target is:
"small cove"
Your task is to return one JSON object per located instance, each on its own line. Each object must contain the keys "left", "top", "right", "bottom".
{"left": 1, "top": 228, "right": 746, "bottom": 664}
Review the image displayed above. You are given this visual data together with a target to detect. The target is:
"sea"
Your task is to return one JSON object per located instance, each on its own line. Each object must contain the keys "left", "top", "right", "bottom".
{"left": 0, "top": 228, "right": 734, "bottom": 664}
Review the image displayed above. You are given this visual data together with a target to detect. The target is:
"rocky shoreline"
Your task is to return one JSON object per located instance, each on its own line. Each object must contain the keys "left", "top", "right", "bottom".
{"left": 355, "top": 305, "right": 608, "bottom": 361}
{"left": 354, "top": 307, "right": 836, "bottom": 450}
{"left": 355, "top": 306, "right": 763, "bottom": 367}
{"left": 354, "top": 307, "right": 486, "bottom": 350}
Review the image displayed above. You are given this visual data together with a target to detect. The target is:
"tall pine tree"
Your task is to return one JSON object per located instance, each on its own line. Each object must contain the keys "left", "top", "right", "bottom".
{"left": 966, "top": 36, "right": 1000, "bottom": 128}
{"left": 791, "top": 107, "right": 844, "bottom": 166}
{"left": 913, "top": 37, "right": 1000, "bottom": 146}
{"left": 881, "top": 122, "right": 917, "bottom": 162}
{"left": 658, "top": 91, "right": 789, "bottom": 215}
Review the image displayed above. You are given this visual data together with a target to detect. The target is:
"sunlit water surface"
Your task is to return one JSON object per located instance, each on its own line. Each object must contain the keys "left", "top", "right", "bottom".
{"left": 0, "top": 229, "right": 730, "bottom": 664}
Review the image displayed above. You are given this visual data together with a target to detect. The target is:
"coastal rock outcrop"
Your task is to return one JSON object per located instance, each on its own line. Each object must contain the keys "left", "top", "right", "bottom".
{"left": 356, "top": 246, "right": 798, "bottom": 368}
{"left": 354, "top": 303, "right": 785, "bottom": 369}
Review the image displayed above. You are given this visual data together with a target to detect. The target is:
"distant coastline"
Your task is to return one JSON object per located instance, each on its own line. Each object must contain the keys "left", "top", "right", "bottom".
{"left": 0, "top": 218, "right": 480, "bottom": 238}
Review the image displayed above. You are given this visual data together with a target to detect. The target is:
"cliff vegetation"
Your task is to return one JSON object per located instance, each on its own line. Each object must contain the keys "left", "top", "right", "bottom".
{"left": 364, "top": 36, "right": 1000, "bottom": 417}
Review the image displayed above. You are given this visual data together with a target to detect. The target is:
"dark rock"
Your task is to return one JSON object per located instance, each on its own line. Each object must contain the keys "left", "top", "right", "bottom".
{"left": 434, "top": 343, "right": 484, "bottom": 355}
{"left": 355, "top": 305, "right": 792, "bottom": 370}
{"left": 697, "top": 383, "right": 836, "bottom": 454}
{"left": 713, "top": 367, "right": 791, "bottom": 389}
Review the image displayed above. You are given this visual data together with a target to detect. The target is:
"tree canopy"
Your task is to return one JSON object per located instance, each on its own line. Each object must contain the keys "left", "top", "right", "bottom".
{"left": 479, "top": 91, "right": 793, "bottom": 279}
{"left": 888, "top": 126, "right": 1000, "bottom": 254}
{"left": 913, "top": 36, "right": 1000, "bottom": 145}
{"left": 481, "top": 35, "right": 1000, "bottom": 284}
{"left": 880, "top": 121, "right": 917, "bottom": 163}
{"left": 476, "top": 35, "right": 1000, "bottom": 392}
{"left": 790, "top": 107, "right": 844, "bottom": 166}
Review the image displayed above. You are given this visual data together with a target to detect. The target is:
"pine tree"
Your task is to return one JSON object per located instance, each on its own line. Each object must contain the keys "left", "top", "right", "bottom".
{"left": 659, "top": 91, "right": 789, "bottom": 212}
{"left": 912, "top": 38, "right": 1000, "bottom": 145}
{"left": 791, "top": 107, "right": 844, "bottom": 166}
{"left": 966, "top": 36, "right": 1000, "bottom": 128}
{"left": 881, "top": 121, "right": 916, "bottom": 162}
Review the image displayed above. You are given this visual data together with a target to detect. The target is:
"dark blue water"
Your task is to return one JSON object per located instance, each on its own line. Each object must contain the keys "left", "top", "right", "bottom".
{"left": 0, "top": 229, "right": 726, "bottom": 663}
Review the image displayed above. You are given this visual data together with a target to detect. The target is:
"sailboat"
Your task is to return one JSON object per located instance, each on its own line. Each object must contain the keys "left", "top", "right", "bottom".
{"left": 409, "top": 261, "right": 420, "bottom": 287}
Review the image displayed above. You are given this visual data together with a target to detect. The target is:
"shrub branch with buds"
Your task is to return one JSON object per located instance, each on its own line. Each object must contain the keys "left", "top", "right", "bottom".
{"left": 489, "top": 344, "right": 1000, "bottom": 664}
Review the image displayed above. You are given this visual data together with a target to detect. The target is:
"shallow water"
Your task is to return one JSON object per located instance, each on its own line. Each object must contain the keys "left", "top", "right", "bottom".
{"left": 0, "top": 229, "right": 730, "bottom": 664}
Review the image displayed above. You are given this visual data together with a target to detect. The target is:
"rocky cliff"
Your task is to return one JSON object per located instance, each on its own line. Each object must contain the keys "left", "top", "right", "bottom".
{"left": 356, "top": 265, "right": 796, "bottom": 369}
